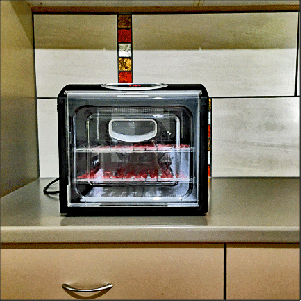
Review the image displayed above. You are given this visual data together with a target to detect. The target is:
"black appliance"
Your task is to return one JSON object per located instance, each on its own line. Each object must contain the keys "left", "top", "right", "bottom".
{"left": 57, "top": 83, "right": 209, "bottom": 215}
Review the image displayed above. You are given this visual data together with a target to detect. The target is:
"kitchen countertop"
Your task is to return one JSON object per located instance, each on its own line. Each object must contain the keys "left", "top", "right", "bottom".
{"left": 1, "top": 177, "right": 299, "bottom": 243}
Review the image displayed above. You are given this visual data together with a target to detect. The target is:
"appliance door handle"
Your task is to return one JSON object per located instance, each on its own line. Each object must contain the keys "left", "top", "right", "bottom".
{"left": 109, "top": 119, "right": 157, "bottom": 143}
{"left": 101, "top": 83, "right": 167, "bottom": 90}
{"left": 62, "top": 283, "right": 113, "bottom": 293}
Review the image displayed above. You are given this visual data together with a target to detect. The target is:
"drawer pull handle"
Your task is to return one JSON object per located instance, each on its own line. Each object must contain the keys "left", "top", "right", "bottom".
{"left": 62, "top": 283, "right": 113, "bottom": 293}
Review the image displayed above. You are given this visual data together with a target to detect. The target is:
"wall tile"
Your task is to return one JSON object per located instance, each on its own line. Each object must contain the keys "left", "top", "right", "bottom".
{"left": 133, "top": 49, "right": 296, "bottom": 97}
{"left": 212, "top": 97, "right": 299, "bottom": 177}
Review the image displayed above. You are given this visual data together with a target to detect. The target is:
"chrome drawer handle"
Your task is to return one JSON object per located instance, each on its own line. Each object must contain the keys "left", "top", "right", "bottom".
{"left": 62, "top": 283, "right": 113, "bottom": 293}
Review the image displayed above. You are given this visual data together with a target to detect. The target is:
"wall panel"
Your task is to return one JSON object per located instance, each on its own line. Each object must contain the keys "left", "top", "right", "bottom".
{"left": 1, "top": 1, "right": 38, "bottom": 196}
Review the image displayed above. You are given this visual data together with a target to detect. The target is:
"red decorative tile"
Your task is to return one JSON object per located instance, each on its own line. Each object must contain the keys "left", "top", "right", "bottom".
{"left": 119, "top": 72, "right": 132, "bottom": 83}
{"left": 118, "top": 29, "right": 131, "bottom": 43}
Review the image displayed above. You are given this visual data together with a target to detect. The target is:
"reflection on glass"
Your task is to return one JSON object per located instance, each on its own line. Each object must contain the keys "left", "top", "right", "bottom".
{"left": 119, "top": 43, "right": 131, "bottom": 57}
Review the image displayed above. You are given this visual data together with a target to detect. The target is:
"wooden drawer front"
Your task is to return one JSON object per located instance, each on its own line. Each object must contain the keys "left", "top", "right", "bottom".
{"left": 1, "top": 244, "right": 224, "bottom": 300}
{"left": 227, "top": 244, "right": 300, "bottom": 300}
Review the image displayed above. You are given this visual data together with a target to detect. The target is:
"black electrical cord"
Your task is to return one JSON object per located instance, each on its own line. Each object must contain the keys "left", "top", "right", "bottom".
{"left": 43, "top": 177, "right": 60, "bottom": 195}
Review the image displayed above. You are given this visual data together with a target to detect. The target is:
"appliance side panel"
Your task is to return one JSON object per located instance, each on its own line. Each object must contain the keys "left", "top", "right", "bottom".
{"left": 199, "top": 96, "right": 209, "bottom": 213}
{"left": 57, "top": 96, "right": 68, "bottom": 214}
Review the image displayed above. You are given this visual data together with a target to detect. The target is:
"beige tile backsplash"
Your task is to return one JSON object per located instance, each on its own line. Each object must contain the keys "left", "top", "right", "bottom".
{"left": 34, "top": 12, "right": 299, "bottom": 177}
{"left": 212, "top": 97, "right": 299, "bottom": 177}
{"left": 133, "top": 49, "right": 297, "bottom": 97}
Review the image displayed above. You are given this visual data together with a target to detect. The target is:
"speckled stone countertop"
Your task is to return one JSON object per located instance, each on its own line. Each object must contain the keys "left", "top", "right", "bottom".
{"left": 1, "top": 177, "right": 299, "bottom": 243}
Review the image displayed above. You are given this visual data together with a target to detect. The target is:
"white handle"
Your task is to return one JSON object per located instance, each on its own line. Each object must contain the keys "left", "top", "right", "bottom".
{"left": 109, "top": 119, "right": 157, "bottom": 142}
{"left": 101, "top": 83, "right": 167, "bottom": 90}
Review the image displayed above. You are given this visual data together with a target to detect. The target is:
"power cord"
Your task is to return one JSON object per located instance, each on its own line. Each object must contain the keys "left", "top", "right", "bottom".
{"left": 43, "top": 177, "right": 60, "bottom": 195}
